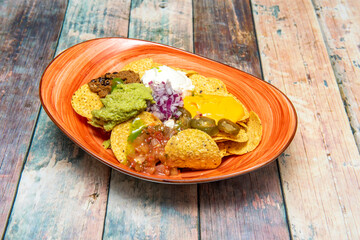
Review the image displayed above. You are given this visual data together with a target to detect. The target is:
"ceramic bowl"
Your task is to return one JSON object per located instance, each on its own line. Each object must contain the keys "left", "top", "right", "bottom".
{"left": 40, "top": 38, "right": 297, "bottom": 183}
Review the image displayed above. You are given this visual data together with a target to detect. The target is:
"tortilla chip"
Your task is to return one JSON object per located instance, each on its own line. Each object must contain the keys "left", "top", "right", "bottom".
{"left": 189, "top": 74, "right": 227, "bottom": 95}
{"left": 216, "top": 142, "right": 231, "bottom": 158}
{"left": 213, "top": 127, "right": 248, "bottom": 143}
{"left": 185, "top": 70, "right": 198, "bottom": 77}
{"left": 165, "top": 129, "right": 222, "bottom": 169}
{"left": 121, "top": 58, "right": 158, "bottom": 78}
{"left": 110, "top": 122, "right": 131, "bottom": 164}
{"left": 71, "top": 84, "right": 103, "bottom": 119}
{"left": 238, "top": 122, "right": 248, "bottom": 130}
{"left": 218, "top": 142, "right": 231, "bottom": 157}
{"left": 110, "top": 112, "right": 161, "bottom": 164}
{"left": 226, "top": 111, "right": 262, "bottom": 155}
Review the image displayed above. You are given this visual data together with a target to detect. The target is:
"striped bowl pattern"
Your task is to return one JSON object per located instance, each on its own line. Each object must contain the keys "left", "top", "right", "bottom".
{"left": 40, "top": 38, "right": 297, "bottom": 183}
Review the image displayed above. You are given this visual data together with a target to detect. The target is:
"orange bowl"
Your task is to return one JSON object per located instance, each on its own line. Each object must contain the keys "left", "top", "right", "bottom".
{"left": 40, "top": 38, "right": 297, "bottom": 183}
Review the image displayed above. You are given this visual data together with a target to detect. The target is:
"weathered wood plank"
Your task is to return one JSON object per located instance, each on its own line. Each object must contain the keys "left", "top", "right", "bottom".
{"left": 194, "top": 0, "right": 262, "bottom": 77}
{"left": 4, "top": 0, "right": 132, "bottom": 239}
{"left": 4, "top": 114, "right": 111, "bottom": 239}
{"left": 252, "top": 0, "right": 360, "bottom": 239}
{"left": 194, "top": 1, "right": 290, "bottom": 239}
{"left": 104, "top": 173, "right": 198, "bottom": 240}
{"left": 312, "top": 0, "right": 360, "bottom": 150}
{"left": 128, "top": 0, "right": 193, "bottom": 50}
{"left": 0, "top": 0, "right": 67, "bottom": 237}
{"left": 103, "top": 1, "right": 198, "bottom": 239}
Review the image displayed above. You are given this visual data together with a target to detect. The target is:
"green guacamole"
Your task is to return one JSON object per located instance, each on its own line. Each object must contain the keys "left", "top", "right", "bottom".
{"left": 90, "top": 83, "right": 154, "bottom": 131}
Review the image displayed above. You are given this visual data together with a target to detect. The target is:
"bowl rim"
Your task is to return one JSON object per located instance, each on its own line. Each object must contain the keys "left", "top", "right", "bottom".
{"left": 39, "top": 37, "right": 298, "bottom": 184}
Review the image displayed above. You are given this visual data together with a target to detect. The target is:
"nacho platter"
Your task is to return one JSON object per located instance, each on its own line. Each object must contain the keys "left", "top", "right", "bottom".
{"left": 40, "top": 38, "right": 297, "bottom": 183}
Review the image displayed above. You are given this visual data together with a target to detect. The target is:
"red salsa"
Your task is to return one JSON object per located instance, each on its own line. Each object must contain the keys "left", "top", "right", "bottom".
{"left": 126, "top": 124, "right": 179, "bottom": 176}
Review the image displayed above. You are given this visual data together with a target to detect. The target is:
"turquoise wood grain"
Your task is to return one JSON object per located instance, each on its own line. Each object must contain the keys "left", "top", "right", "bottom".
{"left": 0, "top": 0, "right": 67, "bottom": 237}
{"left": 4, "top": 111, "right": 110, "bottom": 239}
{"left": 128, "top": 0, "right": 193, "bottom": 50}
{"left": 104, "top": 173, "right": 198, "bottom": 239}
{"left": 103, "top": 1, "right": 198, "bottom": 239}
{"left": 4, "top": 0, "right": 131, "bottom": 239}
{"left": 194, "top": 0, "right": 290, "bottom": 239}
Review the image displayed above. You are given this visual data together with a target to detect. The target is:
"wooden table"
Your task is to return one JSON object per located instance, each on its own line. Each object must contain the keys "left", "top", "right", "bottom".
{"left": 1, "top": 0, "right": 359, "bottom": 239}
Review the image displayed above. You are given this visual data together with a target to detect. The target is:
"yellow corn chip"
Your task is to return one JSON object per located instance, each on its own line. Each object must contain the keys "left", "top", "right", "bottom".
{"left": 71, "top": 84, "right": 103, "bottom": 119}
{"left": 121, "top": 58, "right": 156, "bottom": 78}
{"left": 226, "top": 111, "right": 262, "bottom": 155}
{"left": 189, "top": 74, "right": 227, "bottom": 95}
{"left": 165, "top": 129, "right": 222, "bottom": 169}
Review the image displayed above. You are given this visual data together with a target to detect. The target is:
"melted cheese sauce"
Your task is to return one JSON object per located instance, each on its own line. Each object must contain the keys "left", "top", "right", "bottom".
{"left": 183, "top": 94, "right": 245, "bottom": 123}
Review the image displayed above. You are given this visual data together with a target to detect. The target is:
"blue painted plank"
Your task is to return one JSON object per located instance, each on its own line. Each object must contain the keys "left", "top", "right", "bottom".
{"left": 4, "top": 0, "right": 132, "bottom": 239}
{"left": 5, "top": 111, "right": 110, "bottom": 239}
{"left": 104, "top": 172, "right": 198, "bottom": 240}
{"left": 0, "top": 0, "right": 67, "bottom": 237}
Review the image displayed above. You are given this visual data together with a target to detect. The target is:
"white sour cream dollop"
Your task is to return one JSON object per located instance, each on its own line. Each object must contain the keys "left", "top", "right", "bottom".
{"left": 141, "top": 65, "right": 194, "bottom": 96}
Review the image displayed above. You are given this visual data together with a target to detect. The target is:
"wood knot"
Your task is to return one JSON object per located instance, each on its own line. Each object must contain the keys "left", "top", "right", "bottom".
{"left": 89, "top": 192, "right": 99, "bottom": 200}
{"left": 237, "top": 44, "right": 250, "bottom": 60}
{"left": 159, "top": 2, "right": 167, "bottom": 8}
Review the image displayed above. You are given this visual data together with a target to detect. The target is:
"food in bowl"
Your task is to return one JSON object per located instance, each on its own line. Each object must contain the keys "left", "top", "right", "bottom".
{"left": 71, "top": 58, "right": 262, "bottom": 176}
